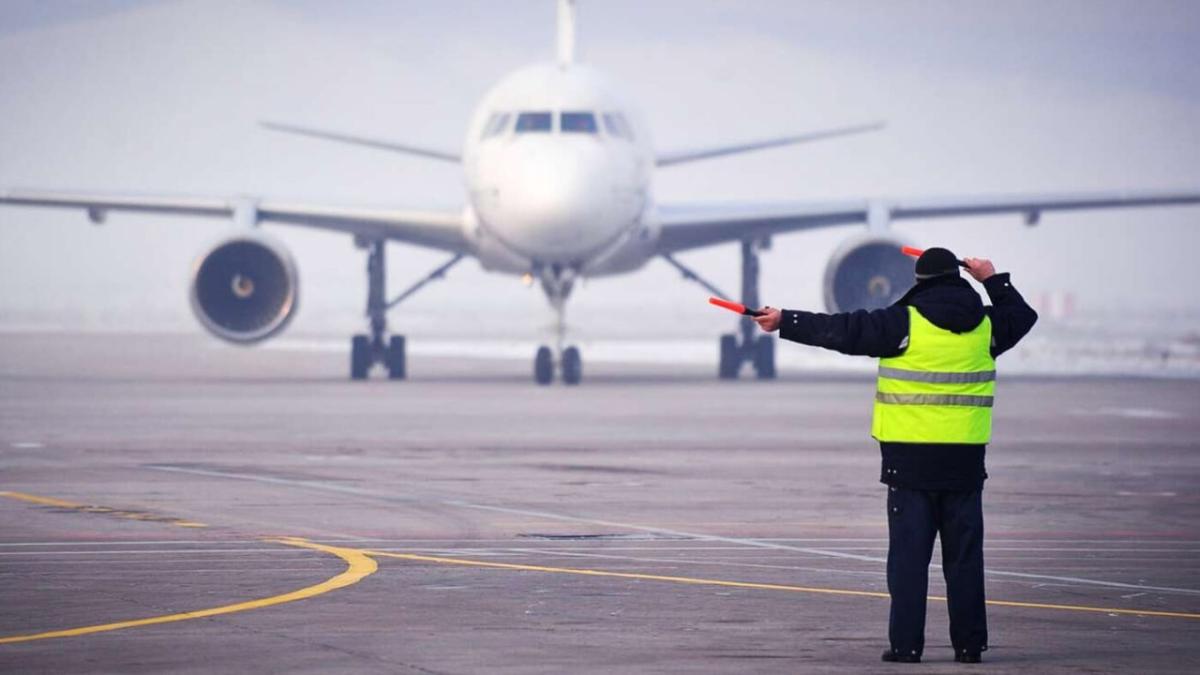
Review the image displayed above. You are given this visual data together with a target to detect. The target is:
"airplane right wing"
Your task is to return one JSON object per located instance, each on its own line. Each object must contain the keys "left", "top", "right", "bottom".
{"left": 656, "top": 189, "right": 1200, "bottom": 254}
{"left": 0, "top": 188, "right": 469, "bottom": 253}
{"left": 260, "top": 121, "right": 461, "bottom": 164}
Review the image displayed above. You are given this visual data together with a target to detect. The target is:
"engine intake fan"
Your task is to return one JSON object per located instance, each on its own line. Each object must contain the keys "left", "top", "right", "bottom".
{"left": 822, "top": 234, "right": 916, "bottom": 312}
{"left": 190, "top": 234, "right": 298, "bottom": 344}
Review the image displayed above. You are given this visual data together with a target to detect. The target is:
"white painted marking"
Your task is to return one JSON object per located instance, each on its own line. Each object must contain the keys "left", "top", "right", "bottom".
{"left": 145, "top": 464, "right": 1200, "bottom": 596}
{"left": 502, "top": 547, "right": 890, "bottom": 578}
{"left": 10, "top": 442, "right": 43, "bottom": 449}
{"left": 1071, "top": 407, "right": 1182, "bottom": 420}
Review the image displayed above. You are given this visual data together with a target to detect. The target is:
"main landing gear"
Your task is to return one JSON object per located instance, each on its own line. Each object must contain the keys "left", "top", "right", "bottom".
{"left": 533, "top": 265, "right": 583, "bottom": 386}
{"left": 349, "top": 238, "right": 463, "bottom": 380}
{"left": 663, "top": 237, "right": 776, "bottom": 380}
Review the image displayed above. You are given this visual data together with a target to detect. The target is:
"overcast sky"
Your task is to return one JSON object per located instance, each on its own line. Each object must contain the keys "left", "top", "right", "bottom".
{"left": 1, "top": 0, "right": 1198, "bottom": 339}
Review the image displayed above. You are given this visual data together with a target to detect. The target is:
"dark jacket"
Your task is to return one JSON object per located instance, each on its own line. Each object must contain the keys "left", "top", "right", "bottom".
{"left": 779, "top": 272, "right": 1038, "bottom": 491}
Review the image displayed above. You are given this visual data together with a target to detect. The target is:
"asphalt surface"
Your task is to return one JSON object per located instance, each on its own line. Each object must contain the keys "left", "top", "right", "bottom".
{"left": 1, "top": 333, "right": 1198, "bottom": 674}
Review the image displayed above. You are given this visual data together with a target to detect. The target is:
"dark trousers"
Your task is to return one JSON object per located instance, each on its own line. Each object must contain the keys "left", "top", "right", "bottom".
{"left": 886, "top": 486, "right": 987, "bottom": 657}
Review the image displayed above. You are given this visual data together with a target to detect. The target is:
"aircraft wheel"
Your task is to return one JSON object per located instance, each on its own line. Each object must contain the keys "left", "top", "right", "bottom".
{"left": 386, "top": 335, "right": 406, "bottom": 380}
{"left": 351, "top": 334, "right": 371, "bottom": 380}
{"left": 561, "top": 345, "right": 582, "bottom": 385}
{"left": 754, "top": 336, "right": 776, "bottom": 380}
{"left": 718, "top": 334, "right": 739, "bottom": 380}
{"left": 534, "top": 345, "right": 554, "bottom": 385}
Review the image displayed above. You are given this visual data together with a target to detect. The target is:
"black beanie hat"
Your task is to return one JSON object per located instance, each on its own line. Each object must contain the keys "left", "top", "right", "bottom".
{"left": 915, "top": 247, "right": 960, "bottom": 280}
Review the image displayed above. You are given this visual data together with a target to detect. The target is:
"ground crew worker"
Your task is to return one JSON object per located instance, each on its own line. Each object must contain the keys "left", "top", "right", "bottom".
{"left": 753, "top": 247, "right": 1037, "bottom": 664}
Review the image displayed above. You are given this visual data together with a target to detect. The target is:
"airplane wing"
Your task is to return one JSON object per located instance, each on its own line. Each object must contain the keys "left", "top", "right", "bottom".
{"left": 0, "top": 189, "right": 469, "bottom": 253}
{"left": 655, "top": 122, "right": 884, "bottom": 167}
{"left": 260, "top": 121, "right": 460, "bottom": 163}
{"left": 656, "top": 190, "right": 1200, "bottom": 253}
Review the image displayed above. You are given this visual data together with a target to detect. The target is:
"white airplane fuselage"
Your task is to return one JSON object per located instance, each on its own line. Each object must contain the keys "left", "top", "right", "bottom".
{"left": 461, "top": 62, "right": 659, "bottom": 278}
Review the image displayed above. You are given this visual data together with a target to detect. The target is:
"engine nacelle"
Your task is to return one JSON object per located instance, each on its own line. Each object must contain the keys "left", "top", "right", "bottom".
{"left": 822, "top": 234, "right": 916, "bottom": 313}
{"left": 190, "top": 234, "right": 298, "bottom": 344}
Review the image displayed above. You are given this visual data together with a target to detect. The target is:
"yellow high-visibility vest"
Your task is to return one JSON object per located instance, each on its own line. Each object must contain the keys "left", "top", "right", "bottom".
{"left": 871, "top": 306, "right": 996, "bottom": 444}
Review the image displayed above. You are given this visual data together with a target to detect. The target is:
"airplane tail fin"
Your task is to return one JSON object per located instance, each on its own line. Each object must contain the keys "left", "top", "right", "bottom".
{"left": 260, "top": 120, "right": 460, "bottom": 164}
{"left": 557, "top": 0, "right": 576, "bottom": 67}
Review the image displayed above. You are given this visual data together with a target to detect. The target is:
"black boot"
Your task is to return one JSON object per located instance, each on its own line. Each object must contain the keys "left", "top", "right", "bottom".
{"left": 955, "top": 649, "right": 983, "bottom": 663}
{"left": 881, "top": 648, "right": 921, "bottom": 663}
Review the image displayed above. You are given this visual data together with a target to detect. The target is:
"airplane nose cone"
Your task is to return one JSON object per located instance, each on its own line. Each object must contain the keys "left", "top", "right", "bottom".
{"left": 511, "top": 161, "right": 593, "bottom": 229}
{"left": 488, "top": 144, "right": 617, "bottom": 257}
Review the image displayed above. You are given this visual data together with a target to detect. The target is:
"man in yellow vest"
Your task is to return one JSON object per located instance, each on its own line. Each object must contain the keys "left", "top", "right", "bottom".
{"left": 753, "top": 247, "right": 1037, "bottom": 664}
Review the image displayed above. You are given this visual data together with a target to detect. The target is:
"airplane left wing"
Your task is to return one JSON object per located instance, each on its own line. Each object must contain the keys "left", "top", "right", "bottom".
{"left": 0, "top": 189, "right": 469, "bottom": 253}
{"left": 656, "top": 122, "right": 884, "bottom": 168}
{"left": 656, "top": 189, "right": 1200, "bottom": 254}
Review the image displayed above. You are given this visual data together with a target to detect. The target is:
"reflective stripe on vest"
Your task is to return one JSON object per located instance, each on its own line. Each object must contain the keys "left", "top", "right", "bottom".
{"left": 875, "top": 392, "right": 994, "bottom": 407}
{"left": 871, "top": 306, "right": 996, "bottom": 444}
{"left": 876, "top": 366, "right": 996, "bottom": 384}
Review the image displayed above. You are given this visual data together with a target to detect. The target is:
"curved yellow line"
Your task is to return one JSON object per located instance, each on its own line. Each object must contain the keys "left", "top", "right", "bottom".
{"left": 0, "top": 537, "right": 377, "bottom": 645}
{"left": 368, "top": 550, "right": 1200, "bottom": 621}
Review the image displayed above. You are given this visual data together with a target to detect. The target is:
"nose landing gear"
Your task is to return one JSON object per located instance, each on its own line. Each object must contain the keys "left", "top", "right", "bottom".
{"left": 533, "top": 265, "right": 583, "bottom": 386}
{"left": 532, "top": 343, "right": 582, "bottom": 385}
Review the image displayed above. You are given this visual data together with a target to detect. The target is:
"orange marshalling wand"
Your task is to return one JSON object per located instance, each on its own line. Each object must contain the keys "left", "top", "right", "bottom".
{"left": 709, "top": 297, "right": 764, "bottom": 317}
{"left": 900, "top": 246, "right": 969, "bottom": 268}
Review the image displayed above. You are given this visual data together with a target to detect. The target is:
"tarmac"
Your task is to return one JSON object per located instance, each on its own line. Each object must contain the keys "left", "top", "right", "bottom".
{"left": 1, "top": 332, "right": 1198, "bottom": 674}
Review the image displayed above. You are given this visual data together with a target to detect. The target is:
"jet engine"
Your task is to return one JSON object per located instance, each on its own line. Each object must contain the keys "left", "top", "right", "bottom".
{"left": 822, "top": 234, "right": 916, "bottom": 312}
{"left": 189, "top": 234, "right": 298, "bottom": 344}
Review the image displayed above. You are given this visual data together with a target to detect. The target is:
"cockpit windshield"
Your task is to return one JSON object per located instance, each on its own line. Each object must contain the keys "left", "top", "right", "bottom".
{"left": 480, "top": 112, "right": 510, "bottom": 139}
{"left": 603, "top": 112, "right": 634, "bottom": 140}
{"left": 560, "top": 112, "right": 597, "bottom": 134}
{"left": 515, "top": 111, "right": 553, "bottom": 133}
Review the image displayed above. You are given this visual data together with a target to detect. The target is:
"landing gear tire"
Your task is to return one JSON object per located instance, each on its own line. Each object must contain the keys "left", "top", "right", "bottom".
{"left": 351, "top": 334, "right": 370, "bottom": 380}
{"left": 561, "top": 345, "right": 582, "bottom": 385}
{"left": 718, "top": 334, "right": 739, "bottom": 380}
{"left": 386, "top": 335, "right": 406, "bottom": 380}
{"left": 534, "top": 345, "right": 554, "bottom": 385}
{"left": 753, "top": 336, "right": 776, "bottom": 380}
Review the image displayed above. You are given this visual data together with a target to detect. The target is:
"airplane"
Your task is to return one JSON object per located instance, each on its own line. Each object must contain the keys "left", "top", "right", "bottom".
{"left": 2, "top": 0, "right": 1198, "bottom": 385}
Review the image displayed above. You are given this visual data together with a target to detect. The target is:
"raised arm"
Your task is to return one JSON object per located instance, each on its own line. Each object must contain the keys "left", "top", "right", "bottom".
{"left": 963, "top": 258, "right": 1038, "bottom": 357}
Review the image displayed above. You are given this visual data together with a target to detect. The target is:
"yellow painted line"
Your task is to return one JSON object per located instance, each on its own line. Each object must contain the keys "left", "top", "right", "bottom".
{"left": 367, "top": 550, "right": 1200, "bottom": 621}
{"left": 0, "top": 491, "right": 207, "bottom": 529}
{"left": 368, "top": 550, "right": 894, "bottom": 599}
{"left": 980, "top": 598, "right": 1200, "bottom": 620}
{"left": 0, "top": 538, "right": 376, "bottom": 645}
{"left": 0, "top": 491, "right": 78, "bottom": 508}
